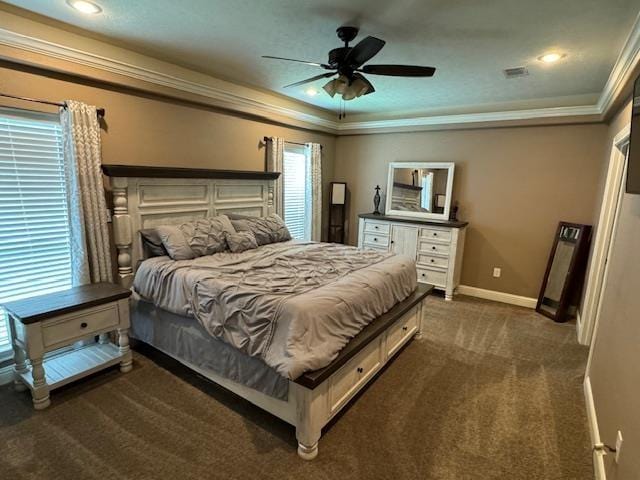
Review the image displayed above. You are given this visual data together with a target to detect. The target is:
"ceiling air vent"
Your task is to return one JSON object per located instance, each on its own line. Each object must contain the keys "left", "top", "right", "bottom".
{"left": 503, "top": 66, "right": 529, "bottom": 79}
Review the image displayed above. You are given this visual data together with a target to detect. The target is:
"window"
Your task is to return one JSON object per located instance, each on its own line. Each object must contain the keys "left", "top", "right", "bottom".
{"left": 283, "top": 144, "right": 310, "bottom": 240}
{"left": 0, "top": 111, "right": 73, "bottom": 360}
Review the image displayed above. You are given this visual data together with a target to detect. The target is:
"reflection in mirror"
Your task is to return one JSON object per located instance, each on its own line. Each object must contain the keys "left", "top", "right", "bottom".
{"left": 391, "top": 168, "right": 450, "bottom": 213}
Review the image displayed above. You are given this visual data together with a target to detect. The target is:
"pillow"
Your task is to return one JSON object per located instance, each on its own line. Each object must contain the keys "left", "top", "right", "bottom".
{"left": 156, "top": 215, "right": 235, "bottom": 260}
{"left": 230, "top": 214, "right": 291, "bottom": 246}
{"left": 225, "top": 230, "right": 258, "bottom": 253}
{"left": 139, "top": 228, "right": 168, "bottom": 257}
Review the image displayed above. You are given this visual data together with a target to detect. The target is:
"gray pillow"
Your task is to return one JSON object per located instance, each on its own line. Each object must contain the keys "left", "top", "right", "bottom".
{"left": 230, "top": 214, "right": 291, "bottom": 246}
{"left": 139, "top": 228, "right": 168, "bottom": 257}
{"left": 157, "top": 215, "right": 235, "bottom": 260}
{"left": 225, "top": 230, "right": 258, "bottom": 253}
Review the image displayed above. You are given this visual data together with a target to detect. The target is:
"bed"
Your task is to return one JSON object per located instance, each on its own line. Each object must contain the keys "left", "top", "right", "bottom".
{"left": 103, "top": 164, "right": 432, "bottom": 460}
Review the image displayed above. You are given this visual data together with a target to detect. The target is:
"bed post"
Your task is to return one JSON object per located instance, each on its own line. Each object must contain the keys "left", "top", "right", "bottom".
{"left": 293, "top": 382, "right": 328, "bottom": 460}
{"left": 111, "top": 177, "right": 134, "bottom": 288}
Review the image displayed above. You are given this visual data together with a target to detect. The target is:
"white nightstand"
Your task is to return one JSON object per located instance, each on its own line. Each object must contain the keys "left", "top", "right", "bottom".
{"left": 3, "top": 283, "right": 132, "bottom": 410}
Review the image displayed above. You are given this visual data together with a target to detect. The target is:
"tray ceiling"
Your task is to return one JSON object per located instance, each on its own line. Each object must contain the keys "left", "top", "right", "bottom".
{"left": 3, "top": 0, "right": 640, "bottom": 119}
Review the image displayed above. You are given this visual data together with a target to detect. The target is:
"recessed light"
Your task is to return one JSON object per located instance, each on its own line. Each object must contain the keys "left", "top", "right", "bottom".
{"left": 66, "top": 0, "right": 102, "bottom": 14}
{"left": 305, "top": 88, "right": 319, "bottom": 97}
{"left": 538, "top": 52, "right": 566, "bottom": 63}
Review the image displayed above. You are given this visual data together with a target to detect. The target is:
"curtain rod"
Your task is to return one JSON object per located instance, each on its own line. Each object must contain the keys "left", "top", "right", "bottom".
{"left": 262, "top": 136, "right": 323, "bottom": 149}
{"left": 0, "top": 93, "right": 105, "bottom": 117}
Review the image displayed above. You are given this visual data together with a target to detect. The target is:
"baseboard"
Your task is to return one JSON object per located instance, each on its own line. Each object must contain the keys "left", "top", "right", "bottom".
{"left": 0, "top": 364, "right": 14, "bottom": 386}
{"left": 457, "top": 285, "right": 537, "bottom": 308}
{"left": 584, "top": 376, "right": 607, "bottom": 480}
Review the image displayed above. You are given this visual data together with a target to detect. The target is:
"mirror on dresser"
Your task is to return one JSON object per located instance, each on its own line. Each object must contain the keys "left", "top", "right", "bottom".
{"left": 385, "top": 162, "right": 455, "bottom": 221}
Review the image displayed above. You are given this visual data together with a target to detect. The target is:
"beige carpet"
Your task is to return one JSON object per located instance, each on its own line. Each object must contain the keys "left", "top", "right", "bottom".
{"left": 0, "top": 294, "right": 593, "bottom": 480}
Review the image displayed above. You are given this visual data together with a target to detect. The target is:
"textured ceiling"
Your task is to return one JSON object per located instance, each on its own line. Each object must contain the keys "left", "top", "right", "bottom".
{"left": 4, "top": 0, "right": 640, "bottom": 117}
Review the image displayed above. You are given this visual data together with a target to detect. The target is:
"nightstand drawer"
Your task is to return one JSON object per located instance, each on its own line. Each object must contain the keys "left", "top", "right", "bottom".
{"left": 42, "top": 303, "right": 120, "bottom": 348}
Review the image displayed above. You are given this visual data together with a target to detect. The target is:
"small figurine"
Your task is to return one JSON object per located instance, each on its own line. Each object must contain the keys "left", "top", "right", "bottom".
{"left": 373, "top": 185, "right": 382, "bottom": 215}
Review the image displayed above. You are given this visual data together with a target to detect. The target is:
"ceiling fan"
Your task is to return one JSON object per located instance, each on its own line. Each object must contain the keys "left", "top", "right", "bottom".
{"left": 262, "top": 26, "right": 436, "bottom": 102}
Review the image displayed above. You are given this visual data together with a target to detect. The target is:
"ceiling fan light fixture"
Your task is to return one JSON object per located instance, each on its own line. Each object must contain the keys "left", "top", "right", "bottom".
{"left": 323, "top": 79, "right": 337, "bottom": 97}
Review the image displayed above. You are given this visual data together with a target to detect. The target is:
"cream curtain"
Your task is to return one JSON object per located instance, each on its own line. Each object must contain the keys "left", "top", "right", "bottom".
{"left": 61, "top": 100, "right": 113, "bottom": 285}
{"left": 266, "top": 137, "right": 285, "bottom": 216}
{"left": 305, "top": 143, "right": 322, "bottom": 242}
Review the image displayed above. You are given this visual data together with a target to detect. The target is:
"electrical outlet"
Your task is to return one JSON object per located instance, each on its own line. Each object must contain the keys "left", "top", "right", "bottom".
{"left": 615, "top": 431, "right": 623, "bottom": 463}
{"left": 493, "top": 267, "right": 501, "bottom": 278}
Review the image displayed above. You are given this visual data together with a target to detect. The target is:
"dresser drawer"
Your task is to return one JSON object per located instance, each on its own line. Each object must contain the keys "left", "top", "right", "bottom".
{"left": 419, "top": 240, "right": 451, "bottom": 256}
{"left": 417, "top": 267, "right": 447, "bottom": 287}
{"left": 363, "top": 232, "right": 390, "bottom": 248}
{"left": 386, "top": 307, "right": 419, "bottom": 358}
{"left": 329, "top": 337, "right": 383, "bottom": 414}
{"left": 419, "top": 227, "right": 451, "bottom": 243}
{"left": 364, "top": 221, "right": 390, "bottom": 235}
{"left": 417, "top": 253, "right": 449, "bottom": 269}
{"left": 42, "top": 303, "right": 121, "bottom": 348}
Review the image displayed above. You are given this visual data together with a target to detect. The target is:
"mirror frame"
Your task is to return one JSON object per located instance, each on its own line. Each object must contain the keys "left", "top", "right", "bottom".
{"left": 385, "top": 161, "right": 455, "bottom": 221}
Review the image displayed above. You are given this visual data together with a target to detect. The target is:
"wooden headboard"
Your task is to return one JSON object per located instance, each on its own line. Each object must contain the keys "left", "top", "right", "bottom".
{"left": 102, "top": 164, "right": 280, "bottom": 288}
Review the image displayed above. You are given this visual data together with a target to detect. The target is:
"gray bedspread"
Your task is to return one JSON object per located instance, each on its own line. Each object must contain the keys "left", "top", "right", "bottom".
{"left": 133, "top": 241, "right": 416, "bottom": 379}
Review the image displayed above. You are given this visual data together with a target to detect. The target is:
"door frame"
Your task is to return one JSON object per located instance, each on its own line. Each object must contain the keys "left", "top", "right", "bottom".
{"left": 578, "top": 124, "right": 630, "bottom": 345}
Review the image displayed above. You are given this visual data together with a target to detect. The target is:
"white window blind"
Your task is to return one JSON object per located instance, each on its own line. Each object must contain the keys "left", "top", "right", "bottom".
{"left": 283, "top": 145, "right": 310, "bottom": 240}
{"left": 0, "top": 111, "right": 72, "bottom": 359}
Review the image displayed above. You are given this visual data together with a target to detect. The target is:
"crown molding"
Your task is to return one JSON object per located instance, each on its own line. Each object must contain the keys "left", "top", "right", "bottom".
{"left": 1, "top": 20, "right": 640, "bottom": 135}
{"left": 0, "top": 27, "right": 339, "bottom": 132}
{"left": 597, "top": 11, "right": 640, "bottom": 116}
{"left": 336, "top": 105, "right": 602, "bottom": 133}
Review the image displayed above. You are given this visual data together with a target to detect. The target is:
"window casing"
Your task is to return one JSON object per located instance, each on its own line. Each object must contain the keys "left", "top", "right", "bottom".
{"left": 0, "top": 110, "right": 72, "bottom": 360}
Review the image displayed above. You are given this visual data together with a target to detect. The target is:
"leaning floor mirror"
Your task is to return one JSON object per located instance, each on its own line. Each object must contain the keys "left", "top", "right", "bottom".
{"left": 385, "top": 162, "right": 455, "bottom": 220}
{"left": 536, "top": 222, "right": 592, "bottom": 323}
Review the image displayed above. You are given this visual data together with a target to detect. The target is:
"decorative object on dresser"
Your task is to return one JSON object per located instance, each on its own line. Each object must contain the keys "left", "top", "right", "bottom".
{"left": 328, "top": 182, "right": 347, "bottom": 243}
{"left": 537, "top": 222, "right": 592, "bottom": 322}
{"left": 3, "top": 283, "right": 132, "bottom": 410}
{"left": 373, "top": 185, "right": 382, "bottom": 214}
{"left": 386, "top": 162, "right": 455, "bottom": 220}
{"left": 358, "top": 214, "right": 467, "bottom": 301}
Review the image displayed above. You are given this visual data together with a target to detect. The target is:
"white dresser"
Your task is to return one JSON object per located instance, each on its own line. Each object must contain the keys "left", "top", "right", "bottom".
{"left": 357, "top": 214, "right": 467, "bottom": 300}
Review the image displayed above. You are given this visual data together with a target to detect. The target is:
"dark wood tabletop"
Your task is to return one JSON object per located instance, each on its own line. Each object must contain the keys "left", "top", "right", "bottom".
{"left": 2, "top": 283, "right": 131, "bottom": 324}
{"left": 295, "top": 283, "right": 433, "bottom": 389}
{"left": 359, "top": 213, "right": 468, "bottom": 228}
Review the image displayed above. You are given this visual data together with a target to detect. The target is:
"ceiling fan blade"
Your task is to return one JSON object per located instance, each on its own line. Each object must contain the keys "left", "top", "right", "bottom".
{"left": 345, "top": 36, "right": 386, "bottom": 68}
{"left": 360, "top": 64, "right": 436, "bottom": 77}
{"left": 283, "top": 72, "right": 336, "bottom": 88}
{"left": 262, "top": 55, "right": 331, "bottom": 69}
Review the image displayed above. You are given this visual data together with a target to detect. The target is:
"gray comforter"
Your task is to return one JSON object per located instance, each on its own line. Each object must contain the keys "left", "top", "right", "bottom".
{"left": 133, "top": 241, "right": 417, "bottom": 379}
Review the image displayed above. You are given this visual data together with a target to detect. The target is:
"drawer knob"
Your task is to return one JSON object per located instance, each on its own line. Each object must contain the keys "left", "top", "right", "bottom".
{"left": 421, "top": 273, "right": 426, "bottom": 277}
{"left": 374, "top": 226, "right": 379, "bottom": 229}
{"left": 432, "top": 246, "right": 436, "bottom": 250}
{"left": 357, "top": 367, "right": 363, "bottom": 374}
{"left": 402, "top": 326, "right": 408, "bottom": 331}
{"left": 80, "top": 322, "right": 88, "bottom": 329}
{"left": 390, "top": 240, "right": 395, "bottom": 244}
{"left": 374, "top": 237, "right": 378, "bottom": 241}
{"left": 433, "top": 233, "right": 437, "bottom": 236}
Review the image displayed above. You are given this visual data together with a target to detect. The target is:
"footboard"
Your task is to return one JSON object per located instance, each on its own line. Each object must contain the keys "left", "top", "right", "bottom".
{"left": 291, "top": 284, "right": 432, "bottom": 459}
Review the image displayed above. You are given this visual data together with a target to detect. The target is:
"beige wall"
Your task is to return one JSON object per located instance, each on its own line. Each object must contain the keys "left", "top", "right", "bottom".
{"left": 0, "top": 64, "right": 336, "bottom": 239}
{"left": 588, "top": 100, "right": 639, "bottom": 480}
{"left": 334, "top": 125, "right": 608, "bottom": 297}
